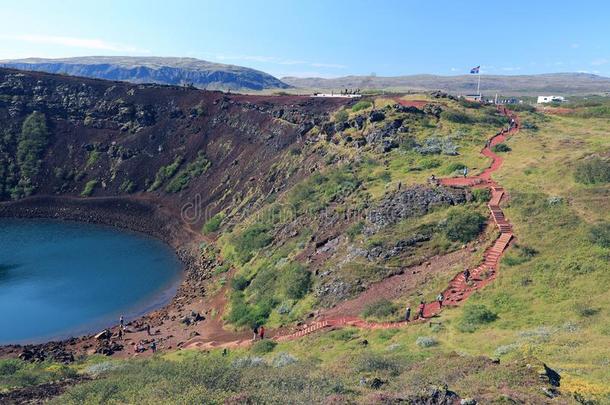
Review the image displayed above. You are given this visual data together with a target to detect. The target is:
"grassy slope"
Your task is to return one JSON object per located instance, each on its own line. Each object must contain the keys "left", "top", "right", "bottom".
{"left": 4, "top": 99, "right": 608, "bottom": 404}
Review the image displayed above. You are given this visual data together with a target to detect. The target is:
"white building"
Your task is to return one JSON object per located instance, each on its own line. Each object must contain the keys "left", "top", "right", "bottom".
{"left": 537, "top": 95, "right": 565, "bottom": 104}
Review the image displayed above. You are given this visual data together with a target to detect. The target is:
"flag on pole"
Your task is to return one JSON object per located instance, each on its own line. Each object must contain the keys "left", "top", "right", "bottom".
{"left": 470, "top": 66, "right": 480, "bottom": 74}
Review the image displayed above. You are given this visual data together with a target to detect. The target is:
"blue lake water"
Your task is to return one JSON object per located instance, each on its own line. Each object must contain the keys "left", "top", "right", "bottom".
{"left": 0, "top": 218, "right": 182, "bottom": 344}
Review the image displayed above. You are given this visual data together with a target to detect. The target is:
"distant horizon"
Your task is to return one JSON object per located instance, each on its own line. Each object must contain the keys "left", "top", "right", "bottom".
{"left": 2, "top": 55, "right": 610, "bottom": 80}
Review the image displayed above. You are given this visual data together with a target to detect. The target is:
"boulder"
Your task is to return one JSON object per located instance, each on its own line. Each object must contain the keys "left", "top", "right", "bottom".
{"left": 369, "top": 110, "right": 385, "bottom": 122}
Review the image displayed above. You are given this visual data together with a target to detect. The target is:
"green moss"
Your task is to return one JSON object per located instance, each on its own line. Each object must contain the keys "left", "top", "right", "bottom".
{"left": 80, "top": 180, "right": 98, "bottom": 197}
{"left": 202, "top": 212, "right": 224, "bottom": 234}
{"left": 165, "top": 152, "right": 210, "bottom": 193}
{"left": 147, "top": 155, "right": 183, "bottom": 192}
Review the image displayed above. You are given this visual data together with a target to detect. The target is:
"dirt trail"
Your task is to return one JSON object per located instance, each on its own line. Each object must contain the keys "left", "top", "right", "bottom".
{"left": 272, "top": 107, "right": 520, "bottom": 341}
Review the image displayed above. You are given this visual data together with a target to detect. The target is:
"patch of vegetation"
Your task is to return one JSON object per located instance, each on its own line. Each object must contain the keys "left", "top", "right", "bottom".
{"left": 355, "top": 353, "right": 402, "bottom": 376}
{"left": 251, "top": 339, "right": 277, "bottom": 354}
{"left": 5, "top": 112, "right": 51, "bottom": 198}
{"left": 444, "top": 162, "right": 467, "bottom": 175}
{"left": 441, "top": 109, "right": 472, "bottom": 124}
{"left": 347, "top": 221, "right": 365, "bottom": 241}
{"left": 334, "top": 110, "right": 349, "bottom": 123}
{"left": 165, "top": 152, "right": 210, "bottom": 193}
{"left": 443, "top": 207, "right": 486, "bottom": 243}
{"left": 119, "top": 179, "right": 136, "bottom": 193}
{"left": 502, "top": 244, "right": 538, "bottom": 266}
{"left": 505, "top": 103, "right": 536, "bottom": 113}
{"left": 574, "top": 156, "right": 610, "bottom": 184}
{"left": 0, "top": 359, "right": 76, "bottom": 390}
{"left": 362, "top": 299, "right": 398, "bottom": 320}
{"left": 85, "top": 150, "right": 101, "bottom": 168}
{"left": 203, "top": 213, "right": 225, "bottom": 234}
{"left": 589, "top": 222, "right": 610, "bottom": 248}
{"left": 458, "top": 98, "right": 482, "bottom": 109}
{"left": 230, "top": 224, "right": 273, "bottom": 264}
{"left": 457, "top": 304, "right": 498, "bottom": 332}
{"left": 287, "top": 167, "right": 360, "bottom": 214}
{"left": 55, "top": 354, "right": 346, "bottom": 404}
{"left": 147, "top": 155, "right": 183, "bottom": 192}
{"left": 415, "top": 336, "right": 438, "bottom": 348}
{"left": 80, "top": 180, "right": 98, "bottom": 197}
{"left": 492, "top": 143, "right": 512, "bottom": 153}
{"left": 351, "top": 100, "right": 372, "bottom": 112}
{"left": 228, "top": 262, "right": 311, "bottom": 327}
{"left": 472, "top": 188, "right": 491, "bottom": 203}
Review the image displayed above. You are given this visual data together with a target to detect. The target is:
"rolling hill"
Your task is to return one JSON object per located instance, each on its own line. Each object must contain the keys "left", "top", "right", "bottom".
{"left": 283, "top": 72, "right": 610, "bottom": 96}
{"left": 0, "top": 56, "right": 291, "bottom": 91}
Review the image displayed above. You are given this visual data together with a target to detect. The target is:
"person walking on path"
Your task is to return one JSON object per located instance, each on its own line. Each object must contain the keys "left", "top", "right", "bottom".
{"left": 252, "top": 325, "right": 259, "bottom": 341}
{"left": 436, "top": 293, "right": 444, "bottom": 309}
{"left": 146, "top": 324, "right": 151, "bottom": 336}
{"left": 117, "top": 328, "right": 123, "bottom": 340}
{"left": 417, "top": 301, "right": 425, "bottom": 319}
{"left": 463, "top": 268, "right": 470, "bottom": 283}
{"left": 404, "top": 306, "right": 411, "bottom": 322}
{"left": 150, "top": 340, "right": 157, "bottom": 353}
{"left": 259, "top": 325, "right": 265, "bottom": 340}
{"left": 119, "top": 315, "right": 124, "bottom": 328}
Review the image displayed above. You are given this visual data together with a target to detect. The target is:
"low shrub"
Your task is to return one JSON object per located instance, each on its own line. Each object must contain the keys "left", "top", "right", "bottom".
{"left": 203, "top": 213, "right": 224, "bottom": 234}
{"left": 335, "top": 110, "right": 349, "bottom": 123}
{"left": 589, "top": 222, "right": 610, "bottom": 248}
{"left": 444, "top": 162, "right": 467, "bottom": 175}
{"left": 80, "top": 180, "right": 98, "bottom": 197}
{"left": 492, "top": 143, "right": 511, "bottom": 153}
{"left": 251, "top": 339, "right": 277, "bottom": 354}
{"left": 458, "top": 98, "right": 482, "bottom": 109}
{"left": 148, "top": 155, "right": 183, "bottom": 191}
{"left": 352, "top": 100, "right": 373, "bottom": 112}
{"left": 574, "top": 156, "right": 610, "bottom": 184}
{"left": 415, "top": 336, "right": 438, "bottom": 348}
{"left": 165, "top": 152, "right": 210, "bottom": 193}
{"left": 347, "top": 221, "right": 365, "bottom": 241}
{"left": 231, "top": 274, "right": 249, "bottom": 291}
{"left": 355, "top": 354, "right": 402, "bottom": 376}
{"left": 279, "top": 263, "right": 311, "bottom": 300}
{"left": 362, "top": 299, "right": 398, "bottom": 319}
{"left": 441, "top": 110, "right": 473, "bottom": 124}
{"left": 231, "top": 224, "right": 273, "bottom": 264}
{"left": 458, "top": 304, "right": 497, "bottom": 332}
{"left": 505, "top": 103, "right": 536, "bottom": 113}
{"left": 443, "top": 207, "right": 486, "bottom": 243}
{"left": 472, "top": 188, "right": 491, "bottom": 203}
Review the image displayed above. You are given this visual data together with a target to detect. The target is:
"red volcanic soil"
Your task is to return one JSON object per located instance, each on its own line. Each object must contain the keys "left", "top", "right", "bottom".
{"left": 395, "top": 99, "right": 429, "bottom": 108}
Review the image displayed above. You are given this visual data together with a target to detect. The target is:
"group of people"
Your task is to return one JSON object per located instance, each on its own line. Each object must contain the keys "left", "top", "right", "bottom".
{"left": 403, "top": 269, "right": 472, "bottom": 321}
{"left": 135, "top": 340, "right": 156, "bottom": 354}
{"left": 252, "top": 325, "right": 265, "bottom": 341}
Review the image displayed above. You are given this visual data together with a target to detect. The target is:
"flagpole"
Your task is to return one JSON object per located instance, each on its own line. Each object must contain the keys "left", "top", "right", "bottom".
{"left": 477, "top": 70, "right": 481, "bottom": 98}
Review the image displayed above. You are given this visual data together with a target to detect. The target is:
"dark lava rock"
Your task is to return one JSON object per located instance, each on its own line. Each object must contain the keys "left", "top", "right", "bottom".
{"left": 406, "top": 385, "right": 460, "bottom": 405}
{"left": 369, "top": 377, "right": 386, "bottom": 389}
{"left": 351, "top": 115, "right": 366, "bottom": 129}
{"left": 369, "top": 110, "right": 386, "bottom": 122}
{"left": 423, "top": 104, "right": 443, "bottom": 117}
{"left": 366, "top": 185, "right": 470, "bottom": 234}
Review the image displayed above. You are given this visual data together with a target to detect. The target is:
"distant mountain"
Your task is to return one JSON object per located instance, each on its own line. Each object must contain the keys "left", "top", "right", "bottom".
{"left": 0, "top": 56, "right": 290, "bottom": 91}
{"left": 282, "top": 73, "right": 610, "bottom": 96}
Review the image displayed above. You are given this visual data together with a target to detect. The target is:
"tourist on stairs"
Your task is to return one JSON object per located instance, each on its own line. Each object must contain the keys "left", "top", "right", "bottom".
{"left": 436, "top": 292, "right": 444, "bottom": 308}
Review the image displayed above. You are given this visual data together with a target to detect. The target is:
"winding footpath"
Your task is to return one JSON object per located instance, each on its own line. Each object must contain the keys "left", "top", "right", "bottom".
{"left": 272, "top": 107, "right": 520, "bottom": 342}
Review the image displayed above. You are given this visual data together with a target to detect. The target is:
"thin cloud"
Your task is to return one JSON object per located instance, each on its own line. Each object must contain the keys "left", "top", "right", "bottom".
{"left": 1, "top": 34, "right": 149, "bottom": 53}
{"left": 591, "top": 58, "right": 608, "bottom": 66}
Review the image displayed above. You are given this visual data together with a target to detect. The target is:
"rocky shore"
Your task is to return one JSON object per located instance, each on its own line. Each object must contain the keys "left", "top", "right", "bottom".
{"left": 0, "top": 194, "right": 210, "bottom": 362}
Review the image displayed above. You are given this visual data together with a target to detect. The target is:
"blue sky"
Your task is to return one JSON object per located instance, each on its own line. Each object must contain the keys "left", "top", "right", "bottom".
{"left": 1, "top": 0, "right": 609, "bottom": 78}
